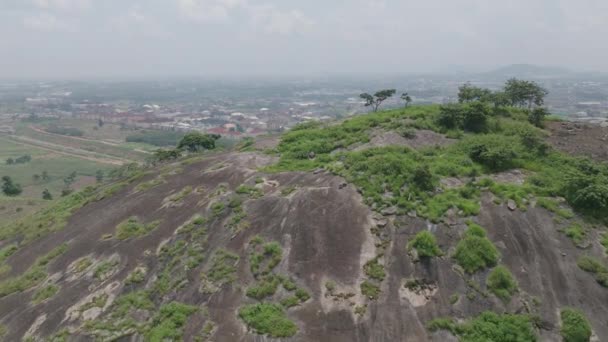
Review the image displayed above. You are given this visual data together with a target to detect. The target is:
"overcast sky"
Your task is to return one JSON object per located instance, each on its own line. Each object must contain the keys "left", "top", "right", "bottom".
{"left": 0, "top": 0, "right": 607, "bottom": 79}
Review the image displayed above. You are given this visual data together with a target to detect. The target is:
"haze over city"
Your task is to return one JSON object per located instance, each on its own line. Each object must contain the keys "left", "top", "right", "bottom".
{"left": 1, "top": 0, "right": 608, "bottom": 79}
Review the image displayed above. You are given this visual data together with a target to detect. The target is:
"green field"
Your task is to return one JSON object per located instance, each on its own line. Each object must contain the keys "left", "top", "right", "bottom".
{"left": 0, "top": 136, "right": 114, "bottom": 224}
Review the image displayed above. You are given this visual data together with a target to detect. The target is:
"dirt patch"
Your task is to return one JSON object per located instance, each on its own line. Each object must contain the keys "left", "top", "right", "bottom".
{"left": 547, "top": 121, "right": 608, "bottom": 161}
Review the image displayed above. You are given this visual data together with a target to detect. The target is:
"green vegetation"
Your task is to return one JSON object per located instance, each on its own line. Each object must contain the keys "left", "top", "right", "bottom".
{"left": 601, "top": 233, "right": 608, "bottom": 254}
{"left": 238, "top": 303, "right": 297, "bottom": 338}
{"left": 265, "top": 93, "right": 608, "bottom": 225}
{"left": 94, "top": 259, "right": 119, "bottom": 281}
{"left": 116, "top": 217, "right": 161, "bottom": 240}
{"left": 427, "top": 311, "right": 537, "bottom": 341}
{"left": 206, "top": 249, "right": 239, "bottom": 285}
{"left": 363, "top": 257, "right": 386, "bottom": 281}
{"left": 31, "top": 284, "right": 59, "bottom": 304}
{"left": 249, "top": 240, "right": 283, "bottom": 277}
{"left": 45, "top": 125, "right": 84, "bottom": 137}
{"left": 211, "top": 202, "right": 225, "bottom": 217}
{"left": 178, "top": 132, "right": 221, "bottom": 152}
{"left": 360, "top": 281, "right": 381, "bottom": 300}
{"left": 146, "top": 302, "right": 198, "bottom": 342}
{"left": 2, "top": 176, "right": 23, "bottom": 196}
{"left": 560, "top": 308, "right": 592, "bottom": 342}
{"left": 408, "top": 230, "right": 442, "bottom": 258}
{"left": 564, "top": 223, "right": 586, "bottom": 245}
{"left": 487, "top": 265, "right": 518, "bottom": 301}
{"left": 453, "top": 224, "right": 499, "bottom": 273}
{"left": 577, "top": 256, "right": 608, "bottom": 287}
{"left": 246, "top": 274, "right": 282, "bottom": 299}
{"left": 73, "top": 257, "right": 93, "bottom": 273}
{"left": 537, "top": 197, "right": 575, "bottom": 219}
{"left": 125, "top": 267, "right": 147, "bottom": 285}
{"left": 0, "top": 243, "right": 67, "bottom": 298}
{"left": 126, "top": 130, "right": 186, "bottom": 147}
{"left": 236, "top": 184, "right": 263, "bottom": 198}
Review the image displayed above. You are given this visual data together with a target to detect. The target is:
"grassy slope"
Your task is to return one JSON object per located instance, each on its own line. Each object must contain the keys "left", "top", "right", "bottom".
{"left": 268, "top": 105, "right": 608, "bottom": 223}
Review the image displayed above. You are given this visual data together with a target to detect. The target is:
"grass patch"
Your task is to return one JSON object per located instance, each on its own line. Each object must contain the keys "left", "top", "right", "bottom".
{"left": 453, "top": 224, "right": 499, "bottom": 273}
{"left": 560, "top": 308, "right": 592, "bottom": 342}
{"left": 31, "top": 284, "right": 59, "bottom": 304}
{"left": 602, "top": 233, "right": 608, "bottom": 254}
{"left": 564, "top": 223, "right": 586, "bottom": 245}
{"left": 427, "top": 311, "right": 537, "bottom": 341}
{"left": 577, "top": 256, "right": 608, "bottom": 287}
{"left": 0, "top": 243, "right": 67, "bottom": 298}
{"left": 146, "top": 302, "right": 198, "bottom": 342}
{"left": 537, "top": 197, "right": 575, "bottom": 219}
{"left": 94, "top": 259, "right": 119, "bottom": 281}
{"left": 249, "top": 239, "right": 282, "bottom": 277}
{"left": 125, "top": 267, "right": 147, "bottom": 285}
{"left": 487, "top": 265, "right": 518, "bottom": 301}
{"left": 211, "top": 202, "right": 225, "bottom": 217}
{"left": 236, "top": 185, "right": 263, "bottom": 198}
{"left": 363, "top": 257, "right": 386, "bottom": 281}
{"left": 206, "top": 249, "right": 239, "bottom": 285}
{"left": 116, "top": 217, "right": 161, "bottom": 240}
{"left": 238, "top": 303, "right": 297, "bottom": 338}
{"left": 408, "top": 230, "right": 442, "bottom": 258}
{"left": 246, "top": 274, "right": 282, "bottom": 300}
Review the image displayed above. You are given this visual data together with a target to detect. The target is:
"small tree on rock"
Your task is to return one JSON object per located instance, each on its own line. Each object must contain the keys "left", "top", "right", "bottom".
{"left": 42, "top": 189, "right": 53, "bottom": 200}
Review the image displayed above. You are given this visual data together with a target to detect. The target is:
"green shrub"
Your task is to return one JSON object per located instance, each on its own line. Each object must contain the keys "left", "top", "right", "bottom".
{"left": 454, "top": 225, "right": 499, "bottom": 273}
{"left": 408, "top": 231, "right": 442, "bottom": 258}
{"left": 206, "top": 250, "right": 239, "bottom": 285}
{"left": 146, "top": 302, "right": 198, "bottom": 342}
{"left": 360, "top": 281, "right": 381, "bottom": 300}
{"left": 428, "top": 311, "right": 537, "bottom": 341}
{"left": 487, "top": 266, "right": 517, "bottom": 301}
{"left": 601, "top": 233, "right": 608, "bottom": 254}
{"left": 0, "top": 244, "right": 67, "bottom": 298}
{"left": 246, "top": 275, "right": 282, "bottom": 300}
{"left": 116, "top": 217, "right": 161, "bottom": 240}
{"left": 560, "top": 308, "right": 592, "bottom": 342}
{"left": 32, "top": 284, "right": 59, "bottom": 304}
{"left": 238, "top": 303, "right": 297, "bottom": 338}
{"left": 364, "top": 258, "right": 386, "bottom": 281}
{"left": 565, "top": 224, "right": 586, "bottom": 244}
{"left": 462, "top": 134, "right": 519, "bottom": 171}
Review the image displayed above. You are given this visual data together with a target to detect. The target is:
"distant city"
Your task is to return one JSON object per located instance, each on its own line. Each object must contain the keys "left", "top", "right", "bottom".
{"left": 1, "top": 65, "right": 608, "bottom": 138}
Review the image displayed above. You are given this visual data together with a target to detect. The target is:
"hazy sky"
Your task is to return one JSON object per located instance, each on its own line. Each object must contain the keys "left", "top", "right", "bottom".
{"left": 0, "top": 0, "right": 607, "bottom": 79}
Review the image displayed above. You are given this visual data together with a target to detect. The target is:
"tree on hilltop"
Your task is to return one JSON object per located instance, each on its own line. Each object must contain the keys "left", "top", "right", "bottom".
{"left": 360, "top": 89, "right": 396, "bottom": 112}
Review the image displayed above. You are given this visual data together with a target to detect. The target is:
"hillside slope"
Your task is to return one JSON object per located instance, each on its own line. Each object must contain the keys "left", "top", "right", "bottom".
{"left": 1, "top": 106, "right": 608, "bottom": 341}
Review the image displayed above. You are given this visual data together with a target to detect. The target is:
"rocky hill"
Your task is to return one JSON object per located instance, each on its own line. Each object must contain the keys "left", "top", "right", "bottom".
{"left": 1, "top": 105, "right": 608, "bottom": 341}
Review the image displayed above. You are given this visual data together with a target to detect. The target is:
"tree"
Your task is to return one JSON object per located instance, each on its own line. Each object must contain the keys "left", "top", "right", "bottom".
{"left": 98, "top": 118, "right": 104, "bottom": 127}
{"left": 462, "top": 101, "right": 491, "bottom": 133}
{"left": 528, "top": 107, "right": 549, "bottom": 127}
{"left": 504, "top": 78, "right": 548, "bottom": 109}
{"left": 1, "top": 176, "right": 22, "bottom": 196}
{"left": 41, "top": 170, "right": 50, "bottom": 181}
{"left": 33, "top": 174, "right": 41, "bottom": 182}
{"left": 458, "top": 83, "right": 493, "bottom": 103}
{"left": 64, "top": 171, "right": 77, "bottom": 187}
{"left": 42, "top": 189, "right": 53, "bottom": 200}
{"left": 96, "top": 170, "right": 104, "bottom": 183}
{"left": 360, "top": 89, "right": 396, "bottom": 112}
{"left": 437, "top": 104, "right": 464, "bottom": 129}
{"left": 177, "top": 132, "right": 221, "bottom": 152}
{"left": 5, "top": 158, "right": 14, "bottom": 165}
{"left": 401, "top": 92, "right": 412, "bottom": 108}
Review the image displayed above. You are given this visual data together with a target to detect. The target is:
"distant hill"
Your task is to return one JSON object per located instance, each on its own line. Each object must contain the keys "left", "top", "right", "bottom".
{"left": 482, "top": 64, "right": 573, "bottom": 79}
